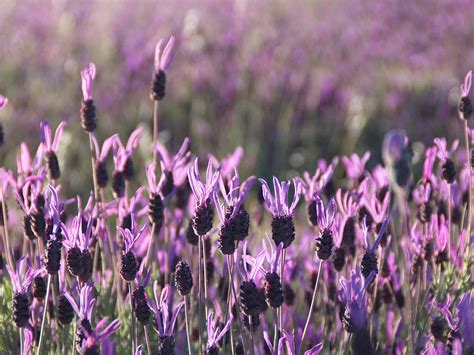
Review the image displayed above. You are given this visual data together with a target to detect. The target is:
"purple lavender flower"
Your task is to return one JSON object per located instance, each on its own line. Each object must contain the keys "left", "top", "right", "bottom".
{"left": 0, "top": 95, "right": 8, "bottom": 109}
{"left": 39, "top": 120, "right": 66, "bottom": 180}
{"left": 80, "top": 63, "right": 97, "bottom": 132}
{"left": 208, "top": 146, "right": 244, "bottom": 182}
{"left": 314, "top": 196, "right": 336, "bottom": 260}
{"left": 155, "top": 137, "right": 190, "bottom": 197}
{"left": 115, "top": 127, "right": 143, "bottom": 181}
{"left": 188, "top": 158, "right": 220, "bottom": 236}
{"left": 6, "top": 257, "right": 42, "bottom": 327}
{"left": 90, "top": 133, "right": 118, "bottom": 188}
{"left": 118, "top": 220, "right": 146, "bottom": 281}
{"left": 434, "top": 137, "right": 459, "bottom": 184}
{"left": 0, "top": 95, "right": 7, "bottom": 146}
{"left": 206, "top": 312, "right": 233, "bottom": 353}
{"left": 132, "top": 263, "right": 152, "bottom": 326}
{"left": 261, "top": 238, "right": 284, "bottom": 308}
{"left": 151, "top": 36, "right": 175, "bottom": 101}
{"left": 342, "top": 152, "right": 370, "bottom": 183}
{"left": 459, "top": 70, "right": 472, "bottom": 120}
{"left": 360, "top": 217, "right": 388, "bottom": 280}
{"left": 214, "top": 171, "right": 255, "bottom": 254}
{"left": 151, "top": 283, "right": 184, "bottom": 354}
{"left": 260, "top": 176, "right": 302, "bottom": 248}
{"left": 80, "top": 317, "right": 121, "bottom": 354}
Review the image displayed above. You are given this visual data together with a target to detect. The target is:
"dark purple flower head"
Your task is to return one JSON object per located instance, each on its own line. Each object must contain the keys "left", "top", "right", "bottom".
{"left": 90, "top": 133, "right": 118, "bottom": 162}
{"left": 342, "top": 152, "right": 370, "bottom": 181}
{"left": 214, "top": 171, "right": 255, "bottom": 223}
{"left": 117, "top": 219, "right": 146, "bottom": 254}
{"left": 6, "top": 257, "right": 42, "bottom": 293}
{"left": 315, "top": 196, "right": 336, "bottom": 231}
{"left": 0, "top": 95, "right": 8, "bottom": 109}
{"left": 461, "top": 70, "right": 472, "bottom": 97}
{"left": 301, "top": 157, "right": 338, "bottom": 201}
{"left": 40, "top": 120, "right": 66, "bottom": 154}
{"left": 81, "top": 63, "right": 96, "bottom": 101}
{"left": 209, "top": 146, "right": 244, "bottom": 181}
{"left": 151, "top": 283, "right": 184, "bottom": 336}
{"left": 154, "top": 36, "right": 175, "bottom": 72}
{"left": 81, "top": 317, "right": 121, "bottom": 352}
{"left": 260, "top": 176, "right": 302, "bottom": 217}
{"left": 207, "top": 311, "right": 233, "bottom": 349}
{"left": 188, "top": 158, "right": 221, "bottom": 205}
{"left": 362, "top": 216, "right": 389, "bottom": 252}
{"left": 64, "top": 283, "right": 95, "bottom": 320}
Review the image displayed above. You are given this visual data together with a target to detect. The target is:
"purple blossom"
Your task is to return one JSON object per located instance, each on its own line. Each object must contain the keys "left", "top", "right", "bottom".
{"left": 315, "top": 196, "right": 336, "bottom": 231}
{"left": 188, "top": 158, "right": 221, "bottom": 205}
{"left": 262, "top": 236, "right": 283, "bottom": 273}
{"left": 239, "top": 241, "right": 266, "bottom": 282}
{"left": 91, "top": 133, "right": 118, "bottom": 162}
{"left": 115, "top": 127, "right": 143, "bottom": 164}
{"left": 117, "top": 219, "right": 146, "bottom": 254}
{"left": 81, "top": 63, "right": 96, "bottom": 101}
{"left": 301, "top": 158, "right": 338, "bottom": 201}
{"left": 6, "top": 257, "right": 42, "bottom": 294}
{"left": 207, "top": 312, "right": 233, "bottom": 349}
{"left": 341, "top": 152, "right": 370, "bottom": 181}
{"left": 214, "top": 171, "right": 256, "bottom": 224}
{"left": 151, "top": 283, "right": 184, "bottom": 337}
{"left": 422, "top": 146, "right": 437, "bottom": 183}
{"left": 39, "top": 120, "right": 66, "bottom": 153}
{"left": 0, "top": 95, "right": 8, "bottom": 109}
{"left": 208, "top": 146, "right": 244, "bottom": 181}
{"left": 433, "top": 137, "right": 459, "bottom": 162}
{"left": 362, "top": 216, "right": 389, "bottom": 252}
{"left": 81, "top": 318, "right": 122, "bottom": 352}
{"left": 62, "top": 215, "right": 93, "bottom": 251}
{"left": 460, "top": 70, "right": 472, "bottom": 97}
{"left": 154, "top": 36, "right": 175, "bottom": 72}
{"left": 259, "top": 176, "right": 302, "bottom": 217}
{"left": 335, "top": 189, "right": 361, "bottom": 218}
{"left": 64, "top": 283, "right": 95, "bottom": 321}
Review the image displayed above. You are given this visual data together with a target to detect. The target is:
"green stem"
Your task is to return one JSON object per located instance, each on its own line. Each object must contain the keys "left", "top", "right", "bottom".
{"left": 36, "top": 275, "right": 52, "bottom": 355}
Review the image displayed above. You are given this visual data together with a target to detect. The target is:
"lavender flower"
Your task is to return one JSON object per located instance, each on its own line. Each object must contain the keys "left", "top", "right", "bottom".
{"left": 115, "top": 127, "right": 143, "bottom": 181}
{"left": 151, "top": 36, "right": 175, "bottom": 101}
{"left": 39, "top": 120, "right": 66, "bottom": 180}
{"left": 80, "top": 63, "right": 97, "bottom": 132}
{"left": 260, "top": 176, "right": 302, "bottom": 248}
{"left": 262, "top": 238, "right": 284, "bottom": 308}
{"left": 80, "top": 317, "right": 122, "bottom": 354}
{"left": 215, "top": 171, "right": 255, "bottom": 254}
{"left": 360, "top": 217, "right": 389, "bottom": 280}
{"left": 151, "top": 283, "right": 184, "bottom": 354}
{"left": 188, "top": 158, "right": 220, "bottom": 236}
{"left": 342, "top": 152, "right": 370, "bottom": 183}
{"left": 314, "top": 196, "right": 336, "bottom": 260}
{"left": 132, "top": 263, "right": 152, "bottom": 326}
{"left": 6, "top": 257, "right": 42, "bottom": 327}
{"left": 459, "top": 70, "right": 472, "bottom": 120}
{"left": 118, "top": 220, "right": 146, "bottom": 281}
{"left": 0, "top": 94, "right": 7, "bottom": 146}
{"left": 155, "top": 137, "right": 190, "bottom": 197}
{"left": 208, "top": 146, "right": 244, "bottom": 182}
{"left": 206, "top": 312, "right": 233, "bottom": 354}
{"left": 434, "top": 137, "right": 459, "bottom": 184}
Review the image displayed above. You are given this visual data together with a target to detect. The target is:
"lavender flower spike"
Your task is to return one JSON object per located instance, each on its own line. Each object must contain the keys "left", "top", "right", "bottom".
{"left": 40, "top": 120, "right": 66, "bottom": 180}
{"left": 315, "top": 196, "right": 337, "bottom": 260}
{"left": 80, "top": 63, "right": 97, "bottom": 132}
{"left": 64, "top": 283, "right": 96, "bottom": 321}
{"left": 0, "top": 95, "right": 8, "bottom": 109}
{"left": 81, "top": 317, "right": 122, "bottom": 354}
{"left": 188, "top": 158, "right": 220, "bottom": 236}
{"left": 360, "top": 216, "right": 389, "bottom": 279}
{"left": 461, "top": 70, "right": 472, "bottom": 97}
{"left": 260, "top": 176, "right": 302, "bottom": 248}
{"left": 207, "top": 312, "right": 233, "bottom": 353}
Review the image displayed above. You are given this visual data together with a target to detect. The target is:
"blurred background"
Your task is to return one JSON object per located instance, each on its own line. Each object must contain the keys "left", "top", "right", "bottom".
{"left": 0, "top": 0, "right": 473, "bottom": 197}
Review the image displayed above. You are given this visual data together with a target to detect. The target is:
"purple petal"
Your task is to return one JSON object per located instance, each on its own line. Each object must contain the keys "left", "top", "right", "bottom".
{"left": 0, "top": 95, "right": 8, "bottom": 109}
{"left": 51, "top": 121, "right": 66, "bottom": 152}
{"left": 160, "top": 36, "right": 175, "bottom": 71}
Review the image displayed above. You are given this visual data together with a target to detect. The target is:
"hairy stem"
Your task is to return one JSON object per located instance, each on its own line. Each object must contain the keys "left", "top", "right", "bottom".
{"left": 36, "top": 275, "right": 52, "bottom": 355}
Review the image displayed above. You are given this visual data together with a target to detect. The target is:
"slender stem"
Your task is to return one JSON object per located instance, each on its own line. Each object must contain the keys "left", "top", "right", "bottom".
{"left": 36, "top": 275, "right": 52, "bottom": 355}
{"left": 72, "top": 319, "right": 77, "bottom": 355}
{"left": 144, "top": 326, "right": 151, "bottom": 355}
{"left": 223, "top": 257, "right": 234, "bottom": 355}
{"left": 299, "top": 260, "right": 322, "bottom": 354}
{"left": 464, "top": 120, "right": 472, "bottom": 240}
{"left": 0, "top": 188, "right": 14, "bottom": 268}
{"left": 273, "top": 308, "right": 278, "bottom": 354}
{"left": 129, "top": 283, "right": 136, "bottom": 351}
{"left": 152, "top": 100, "right": 160, "bottom": 165}
{"left": 198, "top": 233, "right": 203, "bottom": 355}
{"left": 279, "top": 249, "right": 286, "bottom": 335}
{"left": 201, "top": 235, "right": 209, "bottom": 320}
{"left": 144, "top": 223, "right": 157, "bottom": 269}
{"left": 448, "top": 185, "right": 452, "bottom": 261}
{"left": 20, "top": 328, "right": 23, "bottom": 355}
{"left": 228, "top": 255, "right": 245, "bottom": 352}
{"left": 184, "top": 296, "right": 192, "bottom": 355}
{"left": 165, "top": 225, "right": 169, "bottom": 285}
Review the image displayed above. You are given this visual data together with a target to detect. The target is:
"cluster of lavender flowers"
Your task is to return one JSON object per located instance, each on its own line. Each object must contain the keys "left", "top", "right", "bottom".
{"left": 0, "top": 37, "right": 473, "bottom": 355}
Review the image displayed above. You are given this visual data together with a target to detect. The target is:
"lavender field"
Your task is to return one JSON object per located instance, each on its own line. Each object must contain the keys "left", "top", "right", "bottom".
{"left": 0, "top": 1, "right": 473, "bottom": 354}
